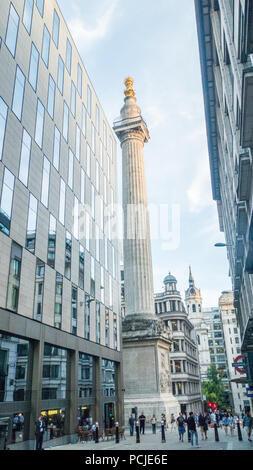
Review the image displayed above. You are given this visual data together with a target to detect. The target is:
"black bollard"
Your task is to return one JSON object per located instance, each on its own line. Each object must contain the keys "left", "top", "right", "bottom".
{"left": 237, "top": 421, "right": 243, "bottom": 441}
{"left": 115, "top": 422, "right": 119, "bottom": 443}
{"left": 214, "top": 423, "right": 219, "bottom": 442}
{"left": 187, "top": 426, "right": 191, "bottom": 442}
{"left": 161, "top": 420, "right": 166, "bottom": 443}
{"left": 136, "top": 421, "right": 140, "bottom": 443}
{"left": 95, "top": 422, "right": 99, "bottom": 443}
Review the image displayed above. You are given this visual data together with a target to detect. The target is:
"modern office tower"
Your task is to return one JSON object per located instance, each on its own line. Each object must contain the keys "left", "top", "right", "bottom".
{"left": 155, "top": 273, "right": 202, "bottom": 414}
{"left": 219, "top": 291, "right": 252, "bottom": 414}
{"left": 0, "top": 0, "right": 122, "bottom": 449}
{"left": 195, "top": 1, "right": 253, "bottom": 390}
{"left": 185, "top": 268, "right": 211, "bottom": 382}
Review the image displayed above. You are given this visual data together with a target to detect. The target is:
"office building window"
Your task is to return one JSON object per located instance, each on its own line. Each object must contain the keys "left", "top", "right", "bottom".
{"left": 53, "top": 126, "right": 61, "bottom": 171}
{"left": 96, "top": 301, "right": 100, "bottom": 343}
{"left": 96, "top": 225, "right": 100, "bottom": 262}
{"left": 87, "top": 85, "right": 91, "bottom": 116}
{"left": 77, "top": 64, "right": 82, "bottom": 97}
{"left": 59, "top": 178, "right": 65, "bottom": 225}
{"left": 33, "top": 259, "right": 45, "bottom": 321}
{"left": 76, "top": 124, "right": 80, "bottom": 161}
{"left": 28, "top": 43, "right": 39, "bottom": 91}
{"left": 23, "top": 0, "right": 34, "bottom": 35}
{"left": 104, "top": 237, "right": 108, "bottom": 270}
{"left": 85, "top": 294, "right": 90, "bottom": 340}
{"left": 91, "top": 123, "right": 95, "bottom": 153}
{"left": 103, "top": 122, "right": 107, "bottom": 148}
{"left": 113, "top": 313, "right": 117, "bottom": 350}
{"left": 41, "top": 155, "right": 50, "bottom": 208}
{"left": 6, "top": 242, "right": 22, "bottom": 312}
{"left": 66, "top": 39, "right": 72, "bottom": 74}
{"left": 91, "top": 185, "right": 95, "bottom": 219}
{"left": 5, "top": 4, "right": 19, "bottom": 57}
{"left": 12, "top": 66, "right": 25, "bottom": 120}
{"left": 73, "top": 196, "right": 79, "bottom": 240}
{"left": 0, "top": 168, "right": 15, "bottom": 235}
{"left": 41, "top": 25, "right": 50, "bottom": 67}
{"left": 52, "top": 9, "right": 60, "bottom": 47}
{"left": 82, "top": 104, "right": 86, "bottom": 137}
{"left": 26, "top": 193, "right": 37, "bottom": 252}
{"left": 105, "top": 309, "right": 109, "bottom": 347}
{"left": 63, "top": 101, "right": 69, "bottom": 142}
{"left": 104, "top": 176, "right": 107, "bottom": 204}
{"left": 71, "top": 82, "right": 76, "bottom": 117}
{"left": 96, "top": 105, "right": 100, "bottom": 133}
{"left": 47, "top": 74, "right": 55, "bottom": 119}
{"left": 100, "top": 197, "right": 104, "bottom": 231}
{"left": 85, "top": 213, "right": 90, "bottom": 251}
{"left": 57, "top": 55, "right": 64, "bottom": 94}
{"left": 65, "top": 231, "right": 72, "bottom": 280}
{"left": 100, "top": 140, "right": 103, "bottom": 167}
{"left": 36, "top": 0, "right": 44, "bottom": 16}
{"left": 87, "top": 143, "right": 91, "bottom": 178}
{"left": 109, "top": 275, "right": 112, "bottom": 308}
{"left": 0, "top": 97, "right": 8, "bottom": 161}
{"left": 54, "top": 273, "right": 63, "bottom": 329}
{"left": 90, "top": 256, "right": 95, "bottom": 297}
{"left": 68, "top": 149, "right": 74, "bottom": 189}
{"left": 35, "top": 99, "right": 45, "bottom": 148}
{"left": 109, "top": 136, "right": 113, "bottom": 160}
{"left": 48, "top": 214, "right": 56, "bottom": 269}
{"left": 79, "top": 245, "right": 84, "bottom": 290}
{"left": 71, "top": 285, "right": 77, "bottom": 335}
{"left": 96, "top": 161, "right": 99, "bottom": 192}
{"left": 81, "top": 168, "right": 85, "bottom": 205}
{"left": 101, "top": 267, "right": 104, "bottom": 303}
{"left": 19, "top": 129, "right": 31, "bottom": 187}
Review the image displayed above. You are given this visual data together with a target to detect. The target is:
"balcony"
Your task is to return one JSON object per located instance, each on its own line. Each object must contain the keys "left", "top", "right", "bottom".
{"left": 237, "top": 152, "right": 252, "bottom": 201}
{"left": 245, "top": 212, "right": 253, "bottom": 273}
{"left": 236, "top": 201, "right": 248, "bottom": 235}
{"left": 241, "top": 67, "right": 253, "bottom": 149}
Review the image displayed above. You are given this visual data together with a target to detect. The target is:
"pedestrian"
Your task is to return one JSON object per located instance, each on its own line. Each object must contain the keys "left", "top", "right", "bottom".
{"left": 35, "top": 415, "right": 46, "bottom": 450}
{"left": 243, "top": 410, "right": 253, "bottom": 442}
{"left": 92, "top": 423, "right": 96, "bottom": 440}
{"left": 222, "top": 414, "right": 229, "bottom": 435}
{"left": 161, "top": 413, "right": 166, "bottom": 428}
{"left": 151, "top": 414, "right": 157, "bottom": 434}
{"left": 138, "top": 411, "right": 146, "bottom": 435}
{"left": 198, "top": 412, "right": 208, "bottom": 440}
{"left": 170, "top": 413, "right": 176, "bottom": 432}
{"left": 227, "top": 413, "right": 235, "bottom": 436}
{"left": 177, "top": 413, "right": 186, "bottom": 442}
{"left": 187, "top": 412, "right": 200, "bottom": 448}
{"left": 129, "top": 414, "right": 135, "bottom": 436}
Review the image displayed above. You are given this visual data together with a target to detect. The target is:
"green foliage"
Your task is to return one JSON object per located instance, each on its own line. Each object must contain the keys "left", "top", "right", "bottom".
{"left": 202, "top": 364, "right": 230, "bottom": 409}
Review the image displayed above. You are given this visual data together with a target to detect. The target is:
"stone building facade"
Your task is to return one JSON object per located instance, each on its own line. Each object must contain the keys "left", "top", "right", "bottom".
{"left": 0, "top": 0, "right": 122, "bottom": 449}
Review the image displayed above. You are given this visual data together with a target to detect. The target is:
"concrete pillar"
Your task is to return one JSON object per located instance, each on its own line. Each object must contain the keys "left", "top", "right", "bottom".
{"left": 29, "top": 337, "right": 44, "bottom": 440}
{"left": 115, "top": 362, "right": 124, "bottom": 425}
{"left": 65, "top": 349, "right": 78, "bottom": 436}
{"left": 94, "top": 356, "right": 102, "bottom": 425}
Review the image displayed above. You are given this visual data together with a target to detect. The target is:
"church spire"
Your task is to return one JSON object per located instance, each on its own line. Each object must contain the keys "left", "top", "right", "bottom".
{"left": 189, "top": 266, "right": 194, "bottom": 287}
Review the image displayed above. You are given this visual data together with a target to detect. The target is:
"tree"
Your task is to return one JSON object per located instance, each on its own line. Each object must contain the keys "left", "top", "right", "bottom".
{"left": 202, "top": 364, "right": 230, "bottom": 409}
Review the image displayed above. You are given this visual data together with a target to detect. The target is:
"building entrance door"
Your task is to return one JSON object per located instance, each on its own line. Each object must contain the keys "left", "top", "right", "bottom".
{"left": 104, "top": 403, "right": 115, "bottom": 428}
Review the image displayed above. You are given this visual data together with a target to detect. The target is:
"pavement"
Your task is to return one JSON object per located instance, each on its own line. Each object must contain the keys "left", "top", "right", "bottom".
{"left": 46, "top": 426, "right": 253, "bottom": 451}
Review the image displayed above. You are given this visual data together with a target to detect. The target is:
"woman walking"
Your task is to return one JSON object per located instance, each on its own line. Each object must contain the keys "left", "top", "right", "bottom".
{"left": 177, "top": 413, "right": 186, "bottom": 442}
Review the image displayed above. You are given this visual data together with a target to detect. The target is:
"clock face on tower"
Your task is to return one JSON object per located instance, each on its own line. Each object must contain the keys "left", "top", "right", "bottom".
{"left": 190, "top": 288, "right": 196, "bottom": 295}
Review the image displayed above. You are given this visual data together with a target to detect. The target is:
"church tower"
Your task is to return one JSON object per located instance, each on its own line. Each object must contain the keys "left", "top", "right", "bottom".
{"left": 185, "top": 267, "right": 210, "bottom": 382}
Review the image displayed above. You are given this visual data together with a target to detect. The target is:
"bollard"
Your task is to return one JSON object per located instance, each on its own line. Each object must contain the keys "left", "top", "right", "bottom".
{"left": 214, "top": 422, "right": 219, "bottom": 442}
{"left": 95, "top": 422, "right": 99, "bottom": 443}
{"left": 161, "top": 420, "right": 166, "bottom": 443}
{"left": 237, "top": 421, "right": 243, "bottom": 441}
{"left": 187, "top": 426, "right": 191, "bottom": 442}
{"left": 115, "top": 422, "right": 120, "bottom": 444}
{"left": 135, "top": 421, "right": 140, "bottom": 443}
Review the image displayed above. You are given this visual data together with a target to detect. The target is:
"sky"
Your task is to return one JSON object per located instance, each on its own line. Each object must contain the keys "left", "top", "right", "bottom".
{"left": 57, "top": 0, "right": 232, "bottom": 308}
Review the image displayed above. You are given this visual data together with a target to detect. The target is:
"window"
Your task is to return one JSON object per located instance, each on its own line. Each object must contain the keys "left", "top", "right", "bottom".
{"left": 52, "top": 9, "right": 60, "bottom": 48}
{"left": 79, "top": 245, "right": 84, "bottom": 289}
{"left": 87, "top": 144, "right": 91, "bottom": 178}
{"left": 104, "top": 237, "right": 108, "bottom": 270}
{"left": 73, "top": 196, "right": 79, "bottom": 240}
{"left": 36, "top": 0, "right": 44, "bottom": 16}
{"left": 82, "top": 104, "right": 87, "bottom": 136}
{"left": 63, "top": 102, "right": 69, "bottom": 142}
{"left": 113, "top": 313, "right": 117, "bottom": 350}
{"left": 68, "top": 149, "right": 74, "bottom": 189}
{"left": 171, "top": 320, "right": 177, "bottom": 331}
{"left": 175, "top": 361, "right": 181, "bottom": 373}
{"left": 96, "top": 105, "right": 100, "bottom": 133}
{"left": 109, "top": 136, "right": 113, "bottom": 160}
{"left": 76, "top": 125, "right": 80, "bottom": 161}
{"left": 77, "top": 64, "right": 82, "bottom": 97}
{"left": 0, "top": 168, "right": 15, "bottom": 235}
{"left": 65, "top": 231, "right": 72, "bottom": 280}
{"left": 71, "top": 82, "right": 76, "bottom": 117}
{"left": 26, "top": 193, "right": 38, "bottom": 252}
{"left": 192, "top": 304, "right": 196, "bottom": 313}
{"left": 96, "top": 161, "right": 100, "bottom": 192}
{"left": 105, "top": 309, "right": 109, "bottom": 347}
{"left": 33, "top": 259, "right": 45, "bottom": 321}
{"left": 85, "top": 295, "right": 90, "bottom": 340}
{"left": 96, "top": 302, "right": 100, "bottom": 343}
{"left": 6, "top": 242, "right": 22, "bottom": 312}
{"left": 35, "top": 99, "right": 44, "bottom": 148}
{"left": 235, "top": 337, "right": 239, "bottom": 344}
{"left": 85, "top": 213, "right": 90, "bottom": 251}
{"left": 100, "top": 140, "right": 103, "bottom": 166}
{"left": 96, "top": 225, "right": 100, "bottom": 262}
{"left": 101, "top": 267, "right": 104, "bottom": 303}
{"left": 91, "top": 123, "right": 95, "bottom": 153}
{"left": 57, "top": 55, "right": 64, "bottom": 94}
{"left": 87, "top": 85, "right": 91, "bottom": 116}
{"left": 66, "top": 39, "right": 72, "bottom": 74}
{"left": 234, "top": 328, "right": 238, "bottom": 334}
{"left": 53, "top": 126, "right": 61, "bottom": 171}
{"left": 0, "top": 97, "right": 8, "bottom": 161}
{"left": 109, "top": 275, "right": 112, "bottom": 308}
{"left": 19, "top": 129, "right": 31, "bottom": 186}
{"left": 23, "top": 0, "right": 34, "bottom": 34}
{"left": 54, "top": 272, "right": 63, "bottom": 329}
{"left": 41, "top": 156, "right": 50, "bottom": 208}
{"left": 5, "top": 4, "right": 19, "bottom": 57}
{"left": 41, "top": 25, "right": 50, "bottom": 67}
{"left": 48, "top": 214, "right": 56, "bottom": 268}
{"left": 43, "top": 364, "right": 59, "bottom": 379}
{"left": 71, "top": 286, "right": 77, "bottom": 335}
{"left": 28, "top": 43, "right": 39, "bottom": 91}
{"left": 47, "top": 75, "right": 55, "bottom": 119}
{"left": 103, "top": 122, "right": 107, "bottom": 148}
{"left": 90, "top": 256, "right": 95, "bottom": 297}
{"left": 81, "top": 168, "right": 85, "bottom": 205}
{"left": 12, "top": 66, "right": 25, "bottom": 120}
{"left": 91, "top": 185, "right": 95, "bottom": 219}
{"left": 59, "top": 178, "right": 65, "bottom": 225}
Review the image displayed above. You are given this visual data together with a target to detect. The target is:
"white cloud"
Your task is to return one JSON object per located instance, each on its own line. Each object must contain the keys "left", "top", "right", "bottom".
{"left": 68, "top": 1, "right": 119, "bottom": 51}
{"left": 187, "top": 156, "right": 213, "bottom": 213}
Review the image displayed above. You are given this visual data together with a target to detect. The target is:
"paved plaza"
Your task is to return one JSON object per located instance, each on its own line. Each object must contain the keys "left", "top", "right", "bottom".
{"left": 47, "top": 426, "right": 253, "bottom": 451}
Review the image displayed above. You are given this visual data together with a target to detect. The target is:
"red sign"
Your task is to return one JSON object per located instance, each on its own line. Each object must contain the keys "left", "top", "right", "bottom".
{"left": 234, "top": 355, "right": 247, "bottom": 374}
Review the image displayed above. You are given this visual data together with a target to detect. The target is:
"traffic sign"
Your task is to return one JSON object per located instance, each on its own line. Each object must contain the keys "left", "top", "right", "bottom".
{"left": 232, "top": 355, "right": 247, "bottom": 374}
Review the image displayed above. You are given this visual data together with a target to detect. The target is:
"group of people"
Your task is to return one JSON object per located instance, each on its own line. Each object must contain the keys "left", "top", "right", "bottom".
{"left": 128, "top": 412, "right": 167, "bottom": 436}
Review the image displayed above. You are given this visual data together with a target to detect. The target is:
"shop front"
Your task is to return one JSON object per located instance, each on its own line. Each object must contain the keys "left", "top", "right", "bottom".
{"left": 41, "top": 409, "right": 65, "bottom": 441}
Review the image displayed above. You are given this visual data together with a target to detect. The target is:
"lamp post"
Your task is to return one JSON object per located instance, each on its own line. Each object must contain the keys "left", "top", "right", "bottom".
{"left": 214, "top": 243, "right": 233, "bottom": 247}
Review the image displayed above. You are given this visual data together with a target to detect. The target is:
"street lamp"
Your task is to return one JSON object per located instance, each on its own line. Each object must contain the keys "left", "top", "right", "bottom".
{"left": 214, "top": 243, "right": 234, "bottom": 247}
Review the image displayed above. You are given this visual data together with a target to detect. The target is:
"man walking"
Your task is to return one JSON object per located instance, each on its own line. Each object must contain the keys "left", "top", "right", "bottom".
{"left": 35, "top": 415, "right": 46, "bottom": 450}
{"left": 187, "top": 412, "right": 200, "bottom": 448}
{"left": 139, "top": 412, "right": 146, "bottom": 435}
{"left": 129, "top": 414, "right": 135, "bottom": 436}
{"left": 243, "top": 410, "right": 253, "bottom": 442}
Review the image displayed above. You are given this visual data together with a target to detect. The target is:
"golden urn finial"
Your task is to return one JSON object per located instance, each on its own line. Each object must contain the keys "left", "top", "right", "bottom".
{"left": 124, "top": 77, "right": 135, "bottom": 97}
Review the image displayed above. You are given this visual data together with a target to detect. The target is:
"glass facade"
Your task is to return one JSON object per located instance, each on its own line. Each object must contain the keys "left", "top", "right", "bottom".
{"left": 0, "top": 98, "right": 8, "bottom": 161}
{"left": 42, "top": 344, "right": 67, "bottom": 400}
{"left": 23, "top": 0, "right": 34, "bottom": 35}
{"left": 28, "top": 43, "right": 39, "bottom": 91}
{"left": 0, "top": 168, "right": 15, "bottom": 235}
{"left": 5, "top": 4, "right": 19, "bottom": 57}
{"left": 12, "top": 66, "right": 25, "bottom": 120}
{"left": 33, "top": 259, "right": 45, "bottom": 321}
{"left": 52, "top": 9, "right": 60, "bottom": 47}
{"left": 47, "top": 214, "right": 56, "bottom": 268}
{"left": 78, "top": 353, "right": 93, "bottom": 398}
{"left": 102, "top": 360, "right": 116, "bottom": 397}
{"left": 26, "top": 193, "right": 37, "bottom": 253}
{"left": 41, "top": 25, "right": 50, "bottom": 67}
{"left": 6, "top": 242, "right": 22, "bottom": 312}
